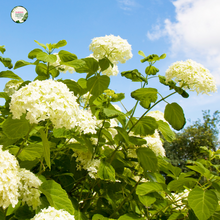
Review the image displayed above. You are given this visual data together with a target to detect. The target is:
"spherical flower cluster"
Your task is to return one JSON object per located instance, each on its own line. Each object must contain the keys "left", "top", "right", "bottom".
{"left": 165, "top": 59, "right": 217, "bottom": 95}
{"left": 9, "top": 79, "right": 97, "bottom": 134}
{"left": 50, "top": 53, "right": 75, "bottom": 74}
{"left": 0, "top": 146, "right": 20, "bottom": 209}
{"left": 143, "top": 130, "right": 166, "bottom": 157}
{"left": 89, "top": 35, "right": 133, "bottom": 76}
{"left": 31, "top": 206, "right": 75, "bottom": 220}
{"left": 18, "top": 168, "right": 42, "bottom": 209}
{"left": 4, "top": 80, "right": 23, "bottom": 97}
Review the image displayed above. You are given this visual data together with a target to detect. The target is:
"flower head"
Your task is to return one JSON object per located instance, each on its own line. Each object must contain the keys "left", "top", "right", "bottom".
{"left": 18, "top": 168, "right": 42, "bottom": 209}
{"left": 0, "top": 146, "right": 20, "bottom": 209}
{"left": 31, "top": 206, "right": 75, "bottom": 220}
{"left": 10, "top": 79, "right": 96, "bottom": 134}
{"left": 165, "top": 59, "right": 217, "bottom": 95}
{"left": 89, "top": 35, "right": 133, "bottom": 76}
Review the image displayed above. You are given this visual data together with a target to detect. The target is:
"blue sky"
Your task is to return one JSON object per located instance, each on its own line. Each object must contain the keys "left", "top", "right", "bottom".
{"left": 0, "top": 0, "right": 219, "bottom": 130}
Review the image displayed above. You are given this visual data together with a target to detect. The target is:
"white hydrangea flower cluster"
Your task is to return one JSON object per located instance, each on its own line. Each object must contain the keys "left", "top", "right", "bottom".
{"left": 0, "top": 146, "right": 20, "bottom": 209}
{"left": 0, "top": 146, "right": 42, "bottom": 210}
{"left": 4, "top": 80, "right": 23, "bottom": 97}
{"left": 10, "top": 79, "right": 97, "bottom": 134}
{"left": 165, "top": 59, "right": 217, "bottom": 95}
{"left": 85, "top": 159, "right": 101, "bottom": 179}
{"left": 50, "top": 53, "right": 75, "bottom": 74}
{"left": 89, "top": 35, "right": 133, "bottom": 76}
{"left": 143, "top": 130, "right": 165, "bottom": 157}
{"left": 170, "top": 189, "right": 190, "bottom": 210}
{"left": 31, "top": 206, "right": 75, "bottom": 220}
{"left": 18, "top": 168, "right": 42, "bottom": 210}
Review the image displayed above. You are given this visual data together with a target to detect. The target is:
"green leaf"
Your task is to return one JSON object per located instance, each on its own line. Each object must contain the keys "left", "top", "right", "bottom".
{"left": 36, "top": 52, "right": 57, "bottom": 63}
{"left": 60, "top": 79, "right": 84, "bottom": 96}
{"left": 103, "top": 108, "right": 123, "bottom": 118}
{"left": 136, "top": 182, "right": 163, "bottom": 195}
{"left": 92, "top": 214, "right": 108, "bottom": 220}
{"left": 34, "top": 40, "right": 47, "bottom": 50}
{"left": 121, "top": 69, "right": 145, "bottom": 82}
{"left": 136, "top": 147, "right": 158, "bottom": 172}
{"left": 188, "top": 188, "right": 218, "bottom": 220}
{"left": 164, "top": 102, "right": 186, "bottom": 130}
{"left": 35, "top": 63, "right": 48, "bottom": 76}
{"left": 0, "top": 92, "right": 10, "bottom": 100}
{"left": 160, "top": 53, "right": 166, "bottom": 59}
{"left": 168, "top": 178, "right": 197, "bottom": 191}
{"left": 61, "top": 59, "right": 87, "bottom": 72}
{"left": 141, "top": 54, "right": 163, "bottom": 63}
{"left": 0, "top": 45, "right": 6, "bottom": 54}
{"left": 138, "top": 50, "right": 146, "bottom": 58}
{"left": 83, "top": 57, "right": 99, "bottom": 74}
{"left": 53, "top": 40, "right": 67, "bottom": 49}
{"left": 87, "top": 75, "right": 110, "bottom": 97}
{"left": 99, "top": 57, "right": 112, "bottom": 72}
{"left": 53, "top": 128, "right": 71, "bottom": 138}
{"left": 28, "top": 48, "right": 43, "bottom": 59}
{"left": 131, "top": 116, "right": 158, "bottom": 136}
{"left": 39, "top": 180, "right": 74, "bottom": 215}
{"left": 129, "top": 136, "right": 147, "bottom": 146}
{"left": 0, "top": 70, "right": 22, "bottom": 80}
{"left": 138, "top": 194, "right": 156, "bottom": 207}
{"left": 15, "top": 204, "right": 35, "bottom": 219}
{"left": 115, "top": 127, "right": 130, "bottom": 145}
{"left": 3, "top": 115, "right": 30, "bottom": 139}
{"left": 39, "top": 129, "right": 51, "bottom": 169}
{"left": 118, "top": 213, "right": 145, "bottom": 220}
{"left": 98, "top": 160, "right": 115, "bottom": 181}
{"left": 58, "top": 50, "right": 77, "bottom": 62}
{"left": 0, "top": 56, "right": 13, "bottom": 69}
{"left": 168, "top": 213, "right": 184, "bottom": 220}
{"left": 145, "top": 66, "right": 159, "bottom": 75}
{"left": 75, "top": 209, "right": 88, "bottom": 220}
{"left": 18, "top": 144, "right": 44, "bottom": 161}
{"left": 131, "top": 88, "right": 158, "bottom": 109}
{"left": 14, "top": 60, "right": 34, "bottom": 70}
{"left": 157, "top": 120, "right": 176, "bottom": 142}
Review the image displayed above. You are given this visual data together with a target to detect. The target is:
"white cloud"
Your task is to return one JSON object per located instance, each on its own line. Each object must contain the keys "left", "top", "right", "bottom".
{"left": 147, "top": 0, "right": 220, "bottom": 85}
{"left": 117, "top": 0, "right": 140, "bottom": 11}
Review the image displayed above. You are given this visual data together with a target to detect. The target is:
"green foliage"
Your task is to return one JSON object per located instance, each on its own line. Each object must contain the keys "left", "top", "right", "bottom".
{"left": 0, "top": 41, "right": 218, "bottom": 220}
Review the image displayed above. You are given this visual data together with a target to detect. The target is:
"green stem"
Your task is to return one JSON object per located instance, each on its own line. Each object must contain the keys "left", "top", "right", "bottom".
{"left": 128, "top": 91, "right": 177, "bottom": 134}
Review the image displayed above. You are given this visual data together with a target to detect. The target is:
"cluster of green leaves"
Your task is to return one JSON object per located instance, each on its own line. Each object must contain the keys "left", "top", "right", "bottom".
{"left": 0, "top": 41, "right": 219, "bottom": 220}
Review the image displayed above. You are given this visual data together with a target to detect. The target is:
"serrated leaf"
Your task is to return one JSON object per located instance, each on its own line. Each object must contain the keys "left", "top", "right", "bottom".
{"left": 0, "top": 70, "right": 22, "bottom": 80}
{"left": 157, "top": 120, "right": 176, "bottom": 142}
{"left": 39, "top": 180, "right": 74, "bottom": 215}
{"left": 164, "top": 102, "right": 186, "bottom": 130}
{"left": 145, "top": 66, "right": 159, "bottom": 75}
{"left": 28, "top": 48, "right": 43, "bottom": 59}
{"left": 168, "top": 178, "right": 197, "bottom": 191}
{"left": 0, "top": 92, "right": 10, "bottom": 100}
{"left": 0, "top": 45, "right": 6, "bottom": 54}
{"left": 39, "top": 129, "right": 51, "bottom": 169}
{"left": 136, "top": 147, "right": 158, "bottom": 172}
{"left": 3, "top": 115, "right": 30, "bottom": 139}
{"left": 136, "top": 182, "right": 163, "bottom": 195}
{"left": 138, "top": 194, "right": 156, "bottom": 207}
{"left": 103, "top": 108, "right": 123, "bottom": 118}
{"left": 188, "top": 188, "right": 218, "bottom": 220}
{"left": 61, "top": 59, "right": 87, "bottom": 72}
{"left": 129, "top": 136, "right": 147, "bottom": 146}
{"left": 98, "top": 160, "right": 115, "bottom": 181}
{"left": 138, "top": 50, "right": 146, "bottom": 58}
{"left": 118, "top": 213, "right": 145, "bottom": 220}
{"left": 131, "top": 116, "right": 158, "bottom": 136}
{"left": 99, "top": 57, "right": 111, "bottom": 72}
{"left": 58, "top": 50, "right": 77, "bottom": 62}
{"left": 37, "top": 52, "right": 57, "bottom": 63}
{"left": 121, "top": 69, "right": 144, "bottom": 82}
{"left": 14, "top": 60, "right": 33, "bottom": 69}
{"left": 53, "top": 40, "right": 67, "bottom": 49}
{"left": 18, "top": 144, "right": 43, "bottom": 161}
{"left": 87, "top": 75, "right": 110, "bottom": 97}
{"left": 34, "top": 40, "right": 47, "bottom": 50}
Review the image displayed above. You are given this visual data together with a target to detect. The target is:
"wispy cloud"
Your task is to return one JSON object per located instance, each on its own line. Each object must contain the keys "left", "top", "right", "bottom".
{"left": 117, "top": 0, "right": 140, "bottom": 11}
{"left": 147, "top": 0, "right": 220, "bottom": 85}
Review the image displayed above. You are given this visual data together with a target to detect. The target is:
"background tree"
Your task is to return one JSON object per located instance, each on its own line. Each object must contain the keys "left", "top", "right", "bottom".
{"left": 164, "top": 110, "right": 220, "bottom": 171}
